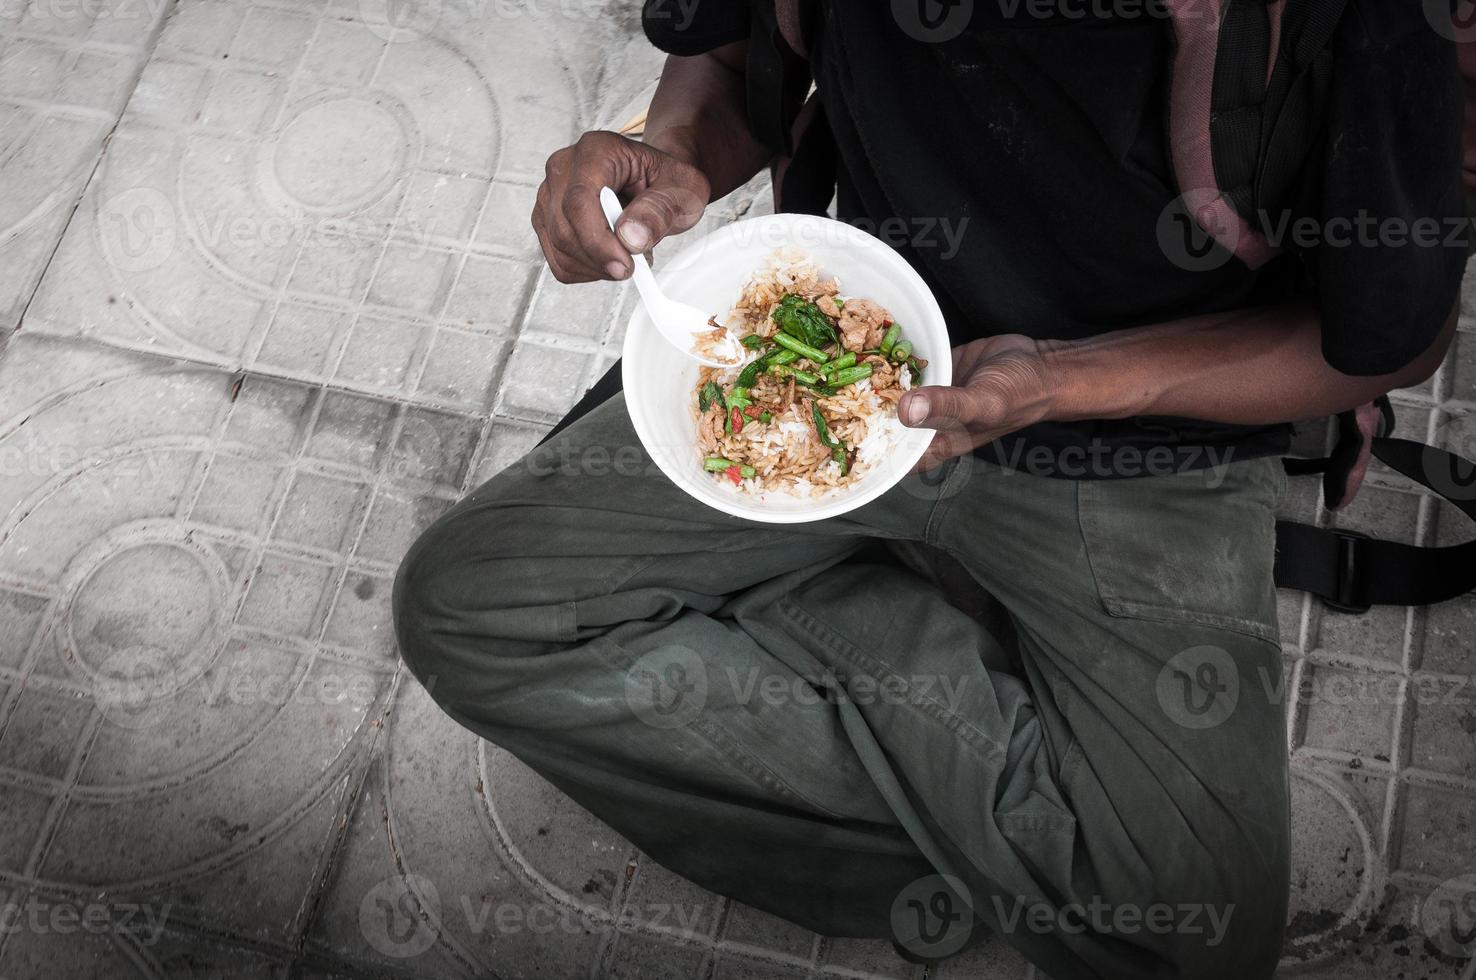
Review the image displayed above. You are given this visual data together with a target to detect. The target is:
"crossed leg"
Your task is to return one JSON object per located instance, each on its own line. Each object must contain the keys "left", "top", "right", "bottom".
{"left": 393, "top": 394, "right": 1290, "bottom": 979}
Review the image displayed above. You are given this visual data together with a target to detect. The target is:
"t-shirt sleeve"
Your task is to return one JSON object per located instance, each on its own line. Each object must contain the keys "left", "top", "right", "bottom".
{"left": 641, "top": 0, "right": 751, "bottom": 57}
{"left": 1304, "top": 5, "right": 1466, "bottom": 377}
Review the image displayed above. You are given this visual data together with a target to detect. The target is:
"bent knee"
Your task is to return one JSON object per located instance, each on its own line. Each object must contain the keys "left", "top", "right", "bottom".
{"left": 392, "top": 506, "right": 578, "bottom": 687}
{"left": 392, "top": 517, "right": 464, "bottom": 685}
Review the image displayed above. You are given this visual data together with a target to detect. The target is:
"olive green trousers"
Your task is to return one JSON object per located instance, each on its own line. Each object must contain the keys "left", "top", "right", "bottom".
{"left": 393, "top": 393, "right": 1291, "bottom": 980}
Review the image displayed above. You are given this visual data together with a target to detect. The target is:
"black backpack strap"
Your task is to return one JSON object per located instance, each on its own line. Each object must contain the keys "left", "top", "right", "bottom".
{"left": 1252, "top": 0, "right": 1351, "bottom": 223}
{"left": 744, "top": 0, "right": 813, "bottom": 159}
{"left": 743, "top": 0, "right": 835, "bottom": 215}
{"left": 1275, "top": 419, "right": 1476, "bottom": 611}
{"left": 1203, "top": 0, "right": 1349, "bottom": 236}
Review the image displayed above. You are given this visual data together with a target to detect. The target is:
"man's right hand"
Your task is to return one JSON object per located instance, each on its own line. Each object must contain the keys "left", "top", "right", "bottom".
{"left": 532, "top": 130, "right": 710, "bottom": 284}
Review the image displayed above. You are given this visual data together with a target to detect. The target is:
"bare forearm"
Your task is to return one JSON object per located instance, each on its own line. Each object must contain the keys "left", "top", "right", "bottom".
{"left": 643, "top": 47, "right": 772, "bottom": 201}
{"left": 1043, "top": 303, "right": 1457, "bottom": 426}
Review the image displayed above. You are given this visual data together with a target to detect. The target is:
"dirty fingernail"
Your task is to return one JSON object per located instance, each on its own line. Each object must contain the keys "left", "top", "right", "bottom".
{"left": 605, "top": 261, "right": 629, "bottom": 281}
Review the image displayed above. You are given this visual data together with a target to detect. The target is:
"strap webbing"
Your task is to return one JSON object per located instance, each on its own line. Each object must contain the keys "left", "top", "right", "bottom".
{"left": 1275, "top": 438, "right": 1476, "bottom": 611}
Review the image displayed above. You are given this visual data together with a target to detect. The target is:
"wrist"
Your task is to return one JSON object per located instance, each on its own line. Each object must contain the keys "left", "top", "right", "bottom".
{"left": 643, "top": 124, "right": 699, "bottom": 164}
{"left": 1037, "top": 337, "right": 1158, "bottom": 422}
{"left": 643, "top": 125, "right": 711, "bottom": 189}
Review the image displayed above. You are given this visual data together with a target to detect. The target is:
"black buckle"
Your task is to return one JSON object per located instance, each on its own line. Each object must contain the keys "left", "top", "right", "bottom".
{"left": 1322, "top": 528, "right": 1372, "bottom": 615}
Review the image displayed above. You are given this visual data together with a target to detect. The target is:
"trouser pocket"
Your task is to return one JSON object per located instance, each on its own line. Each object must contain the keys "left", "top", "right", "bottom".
{"left": 1077, "top": 456, "right": 1283, "bottom": 644}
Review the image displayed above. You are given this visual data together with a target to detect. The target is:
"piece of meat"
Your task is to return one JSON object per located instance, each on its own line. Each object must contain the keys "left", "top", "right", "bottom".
{"left": 838, "top": 299, "right": 890, "bottom": 353}
{"left": 802, "top": 278, "right": 841, "bottom": 303}
{"left": 780, "top": 377, "right": 796, "bottom": 414}
{"left": 698, "top": 404, "right": 725, "bottom": 454}
{"left": 816, "top": 294, "right": 842, "bottom": 319}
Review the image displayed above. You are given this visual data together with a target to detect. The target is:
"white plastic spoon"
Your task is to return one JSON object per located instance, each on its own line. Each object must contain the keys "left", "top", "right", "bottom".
{"left": 598, "top": 186, "right": 743, "bottom": 368}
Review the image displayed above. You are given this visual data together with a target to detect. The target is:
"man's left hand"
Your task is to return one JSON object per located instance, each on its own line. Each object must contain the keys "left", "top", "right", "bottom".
{"left": 900, "top": 335, "right": 1058, "bottom": 471}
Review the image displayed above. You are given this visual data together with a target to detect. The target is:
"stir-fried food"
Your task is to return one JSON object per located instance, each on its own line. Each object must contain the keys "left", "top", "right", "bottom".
{"left": 692, "top": 249, "right": 928, "bottom": 496}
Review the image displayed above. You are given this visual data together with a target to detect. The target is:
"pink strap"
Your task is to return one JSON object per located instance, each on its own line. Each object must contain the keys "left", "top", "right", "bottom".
{"left": 1165, "top": 0, "right": 1279, "bottom": 269}
{"left": 1327, "top": 402, "right": 1384, "bottom": 512}
{"left": 775, "top": 0, "right": 806, "bottom": 56}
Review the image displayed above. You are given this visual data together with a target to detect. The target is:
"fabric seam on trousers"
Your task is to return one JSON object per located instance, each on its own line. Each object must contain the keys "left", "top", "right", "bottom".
{"left": 776, "top": 596, "right": 1010, "bottom": 764}
{"left": 921, "top": 458, "right": 973, "bottom": 547}
{"left": 579, "top": 624, "right": 857, "bottom": 823}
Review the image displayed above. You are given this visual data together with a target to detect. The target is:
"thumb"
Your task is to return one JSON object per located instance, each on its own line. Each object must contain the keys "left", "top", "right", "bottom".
{"left": 899, "top": 385, "right": 977, "bottom": 429}
{"left": 615, "top": 178, "right": 707, "bottom": 255}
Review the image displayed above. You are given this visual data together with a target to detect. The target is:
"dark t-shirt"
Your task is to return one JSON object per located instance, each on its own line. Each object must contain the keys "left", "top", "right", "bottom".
{"left": 642, "top": 0, "right": 1467, "bottom": 477}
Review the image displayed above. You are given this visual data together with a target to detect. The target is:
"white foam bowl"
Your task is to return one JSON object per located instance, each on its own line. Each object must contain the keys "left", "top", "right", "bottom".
{"left": 622, "top": 213, "right": 952, "bottom": 524}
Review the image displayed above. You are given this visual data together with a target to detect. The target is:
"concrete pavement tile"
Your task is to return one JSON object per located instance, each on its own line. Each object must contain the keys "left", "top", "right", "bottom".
{"left": 0, "top": 687, "right": 93, "bottom": 778}
{"left": 322, "top": 571, "right": 398, "bottom": 662}
{"left": 0, "top": 0, "right": 170, "bottom": 332}
{"left": 387, "top": 406, "right": 481, "bottom": 489}
{"left": 818, "top": 937, "right": 924, "bottom": 979}
{"left": 301, "top": 393, "right": 395, "bottom": 473}
{"left": 1285, "top": 765, "right": 1378, "bottom": 958}
{"left": 1277, "top": 590, "right": 1310, "bottom": 654}
{"left": 617, "top": 858, "right": 721, "bottom": 942}
{"left": 478, "top": 741, "right": 631, "bottom": 913}
{"left": 1298, "top": 664, "right": 1401, "bottom": 762}
{"left": 443, "top": 254, "right": 538, "bottom": 334}
{"left": 144, "top": 932, "right": 293, "bottom": 980}
{"left": 236, "top": 556, "right": 335, "bottom": 638}
{"left": 1316, "top": 604, "right": 1414, "bottom": 669}
{"left": 0, "top": 590, "right": 47, "bottom": 672}
{"left": 468, "top": 418, "right": 552, "bottom": 488}
{"left": 709, "top": 954, "right": 811, "bottom": 979}
{"left": 599, "top": 931, "right": 708, "bottom": 980}
{"left": 522, "top": 273, "right": 627, "bottom": 343}
{"left": 927, "top": 930, "right": 1034, "bottom": 979}
{"left": 190, "top": 452, "right": 290, "bottom": 534}
{"left": 356, "top": 490, "right": 452, "bottom": 567}
{"left": 0, "top": 335, "right": 397, "bottom": 946}
{"left": 110, "top": 771, "right": 361, "bottom": 948}
{"left": 0, "top": 785, "right": 51, "bottom": 873}
{"left": 0, "top": 888, "right": 150, "bottom": 980}
{"left": 1408, "top": 678, "right": 1476, "bottom": 781}
{"left": 473, "top": 181, "right": 541, "bottom": 259}
{"left": 497, "top": 339, "right": 595, "bottom": 423}
{"left": 1284, "top": 882, "right": 1469, "bottom": 979}
{"left": 272, "top": 471, "right": 372, "bottom": 554}
{"left": 1446, "top": 328, "right": 1476, "bottom": 405}
{"left": 1435, "top": 493, "right": 1476, "bottom": 549}
{"left": 305, "top": 685, "right": 586, "bottom": 979}
{"left": 414, "top": 327, "right": 508, "bottom": 409}
{"left": 1423, "top": 594, "right": 1476, "bottom": 675}
{"left": 21, "top": 0, "right": 652, "bottom": 414}
{"left": 329, "top": 317, "right": 425, "bottom": 395}
{"left": 1397, "top": 783, "right": 1476, "bottom": 879}
{"left": 302, "top": 773, "right": 476, "bottom": 978}
{"left": 253, "top": 306, "right": 353, "bottom": 381}
{"left": 718, "top": 902, "right": 818, "bottom": 962}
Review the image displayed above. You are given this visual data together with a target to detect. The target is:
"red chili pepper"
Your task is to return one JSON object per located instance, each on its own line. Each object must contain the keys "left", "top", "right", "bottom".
{"left": 730, "top": 407, "right": 744, "bottom": 432}
{"left": 743, "top": 405, "right": 762, "bottom": 420}
{"left": 724, "top": 465, "right": 743, "bottom": 485}
{"left": 880, "top": 320, "right": 893, "bottom": 329}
